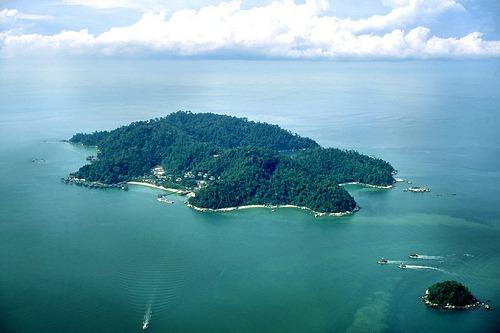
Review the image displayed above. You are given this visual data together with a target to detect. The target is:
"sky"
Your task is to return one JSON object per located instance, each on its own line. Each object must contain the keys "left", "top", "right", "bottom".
{"left": 1, "top": 0, "right": 499, "bottom": 59}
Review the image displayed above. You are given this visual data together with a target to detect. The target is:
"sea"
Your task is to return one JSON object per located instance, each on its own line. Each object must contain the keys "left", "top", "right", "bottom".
{"left": 1, "top": 58, "right": 499, "bottom": 332}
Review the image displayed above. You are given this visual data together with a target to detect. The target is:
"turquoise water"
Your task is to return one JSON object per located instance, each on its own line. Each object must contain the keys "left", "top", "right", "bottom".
{"left": 1, "top": 59, "right": 499, "bottom": 332}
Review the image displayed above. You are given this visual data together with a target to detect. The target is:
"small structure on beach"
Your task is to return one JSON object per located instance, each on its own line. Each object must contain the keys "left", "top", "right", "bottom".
{"left": 152, "top": 166, "right": 166, "bottom": 180}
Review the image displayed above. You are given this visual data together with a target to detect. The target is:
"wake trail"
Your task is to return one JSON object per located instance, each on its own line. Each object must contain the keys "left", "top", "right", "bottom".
{"left": 403, "top": 265, "right": 451, "bottom": 274}
{"left": 414, "top": 255, "right": 444, "bottom": 260}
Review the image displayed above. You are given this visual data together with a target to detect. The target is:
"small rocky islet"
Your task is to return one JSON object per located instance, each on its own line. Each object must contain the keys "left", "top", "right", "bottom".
{"left": 423, "top": 280, "right": 491, "bottom": 311}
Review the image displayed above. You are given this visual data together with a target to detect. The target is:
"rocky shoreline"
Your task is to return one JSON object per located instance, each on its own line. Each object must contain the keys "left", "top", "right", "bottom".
{"left": 422, "top": 289, "right": 492, "bottom": 311}
{"left": 62, "top": 175, "right": 128, "bottom": 190}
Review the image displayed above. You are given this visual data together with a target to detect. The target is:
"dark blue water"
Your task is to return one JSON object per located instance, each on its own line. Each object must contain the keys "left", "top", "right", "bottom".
{"left": 1, "top": 59, "right": 499, "bottom": 332}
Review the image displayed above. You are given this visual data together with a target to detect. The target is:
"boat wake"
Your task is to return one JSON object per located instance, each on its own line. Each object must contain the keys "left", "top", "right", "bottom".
{"left": 142, "top": 304, "right": 152, "bottom": 330}
{"left": 118, "top": 256, "right": 185, "bottom": 331}
{"left": 386, "top": 260, "right": 403, "bottom": 264}
{"left": 383, "top": 260, "right": 451, "bottom": 274}
{"left": 403, "top": 265, "right": 447, "bottom": 273}
{"left": 414, "top": 255, "right": 444, "bottom": 260}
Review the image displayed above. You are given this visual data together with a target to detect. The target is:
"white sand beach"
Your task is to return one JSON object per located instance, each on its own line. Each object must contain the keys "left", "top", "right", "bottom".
{"left": 338, "top": 182, "right": 393, "bottom": 189}
{"left": 186, "top": 202, "right": 357, "bottom": 217}
{"left": 127, "top": 181, "right": 185, "bottom": 193}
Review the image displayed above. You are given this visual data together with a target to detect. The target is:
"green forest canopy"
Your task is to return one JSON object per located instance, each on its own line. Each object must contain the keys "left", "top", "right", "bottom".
{"left": 69, "top": 111, "right": 395, "bottom": 213}
{"left": 427, "top": 281, "right": 477, "bottom": 307}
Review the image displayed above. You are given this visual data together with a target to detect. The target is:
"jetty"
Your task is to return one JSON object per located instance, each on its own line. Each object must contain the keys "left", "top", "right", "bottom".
{"left": 404, "top": 186, "right": 430, "bottom": 193}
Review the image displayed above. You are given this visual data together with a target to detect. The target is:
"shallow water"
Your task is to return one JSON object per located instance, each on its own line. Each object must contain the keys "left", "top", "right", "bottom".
{"left": 1, "top": 59, "right": 499, "bottom": 332}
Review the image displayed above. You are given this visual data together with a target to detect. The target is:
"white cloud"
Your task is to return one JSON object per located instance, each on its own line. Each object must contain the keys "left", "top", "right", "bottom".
{"left": 339, "top": 0, "right": 464, "bottom": 33}
{"left": 0, "top": 9, "right": 18, "bottom": 22}
{"left": 0, "top": 8, "right": 53, "bottom": 24}
{"left": 63, "top": 0, "right": 163, "bottom": 10}
{"left": 62, "top": 0, "right": 212, "bottom": 12}
{"left": 1, "top": 0, "right": 499, "bottom": 59}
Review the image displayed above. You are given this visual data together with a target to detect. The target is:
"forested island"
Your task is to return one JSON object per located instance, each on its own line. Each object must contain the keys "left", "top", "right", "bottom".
{"left": 423, "top": 281, "right": 490, "bottom": 310}
{"left": 67, "top": 112, "right": 395, "bottom": 215}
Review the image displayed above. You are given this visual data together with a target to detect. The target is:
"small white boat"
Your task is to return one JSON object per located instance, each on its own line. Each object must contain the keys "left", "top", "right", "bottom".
{"left": 399, "top": 263, "right": 407, "bottom": 269}
{"left": 377, "top": 258, "right": 388, "bottom": 264}
{"left": 157, "top": 197, "right": 174, "bottom": 204}
{"left": 142, "top": 307, "right": 151, "bottom": 330}
{"left": 408, "top": 253, "right": 420, "bottom": 259}
{"left": 406, "top": 186, "right": 430, "bottom": 193}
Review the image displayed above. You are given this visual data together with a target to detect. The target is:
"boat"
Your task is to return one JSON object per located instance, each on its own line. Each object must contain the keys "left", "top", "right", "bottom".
{"left": 377, "top": 258, "right": 388, "bottom": 264}
{"left": 399, "top": 263, "right": 407, "bottom": 269}
{"left": 142, "top": 308, "right": 151, "bottom": 330}
{"left": 157, "top": 198, "right": 174, "bottom": 204}
{"left": 157, "top": 197, "right": 174, "bottom": 204}
{"left": 406, "top": 186, "right": 430, "bottom": 193}
{"left": 408, "top": 253, "right": 420, "bottom": 259}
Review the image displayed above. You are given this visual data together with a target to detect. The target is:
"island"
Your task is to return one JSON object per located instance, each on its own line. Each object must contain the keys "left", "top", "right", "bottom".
{"left": 65, "top": 111, "right": 396, "bottom": 215}
{"left": 423, "top": 280, "right": 490, "bottom": 310}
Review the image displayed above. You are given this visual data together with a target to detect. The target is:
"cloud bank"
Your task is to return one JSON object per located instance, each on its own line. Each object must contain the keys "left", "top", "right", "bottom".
{"left": 1, "top": 0, "right": 499, "bottom": 59}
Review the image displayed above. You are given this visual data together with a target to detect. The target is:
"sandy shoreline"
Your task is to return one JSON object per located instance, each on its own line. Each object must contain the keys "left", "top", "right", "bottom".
{"left": 127, "top": 181, "right": 185, "bottom": 194}
{"left": 338, "top": 182, "right": 393, "bottom": 189}
{"left": 186, "top": 202, "right": 358, "bottom": 217}
{"left": 128, "top": 181, "right": 360, "bottom": 217}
